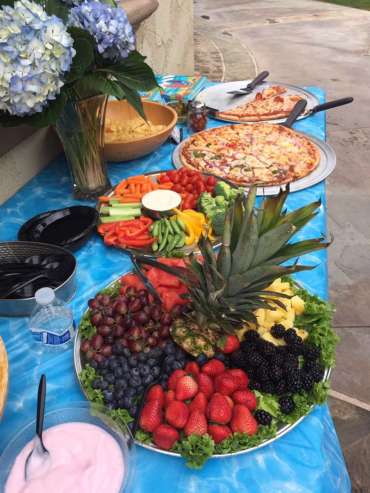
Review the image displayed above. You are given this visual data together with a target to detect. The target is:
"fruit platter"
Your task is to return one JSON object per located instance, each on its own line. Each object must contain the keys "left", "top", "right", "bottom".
{"left": 97, "top": 169, "right": 242, "bottom": 257}
{"left": 75, "top": 188, "right": 339, "bottom": 468}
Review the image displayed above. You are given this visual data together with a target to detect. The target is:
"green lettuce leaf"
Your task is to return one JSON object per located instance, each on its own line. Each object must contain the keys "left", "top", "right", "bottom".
{"left": 173, "top": 434, "right": 215, "bottom": 469}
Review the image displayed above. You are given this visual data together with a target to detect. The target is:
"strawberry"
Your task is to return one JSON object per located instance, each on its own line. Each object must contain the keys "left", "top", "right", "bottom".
{"left": 225, "top": 395, "right": 234, "bottom": 409}
{"left": 232, "top": 390, "right": 257, "bottom": 411}
{"left": 227, "top": 369, "right": 249, "bottom": 390}
{"left": 153, "top": 424, "right": 179, "bottom": 450}
{"left": 165, "top": 400, "right": 189, "bottom": 429}
{"left": 230, "top": 404, "right": 258, "bottom": 436}
{"left": 185, "top": 361, "right": 200, "bottom": 376}
{"left": 214, "top": 373, "right": 239, "bottom": 396}
{"left": 218, "top": 335, "right": 240, "bottom": 354}
{"left": 184, "top": 410, "right": 207, "bottom": 436}
{"left": 168, "top": 369, "right": 186, "bottom": 391}
{"left": 208, "top": 424, "right": 232, "bottom": 444}
{"left": 207, "top": 394, "right": 232, "bottom": 424}
{"left": 147, "top": 384, "right": 165, "bottom": 407}
{"left": 176, "top": 375, "right": 198, "bottom": 401}
{"left": 202, "top": 359, "right": 225, "bottom": 377}
{"left": 196, "top": 373, "right": 214, "bottom": 398}
{"left": 188, "top": 392, "right": 208, "bottom": 414}
{"left": 165, "top": 390, "right": 176, "bottom": 407}
{"left": 139, "top": 400, "right": 162, "bottom": 432}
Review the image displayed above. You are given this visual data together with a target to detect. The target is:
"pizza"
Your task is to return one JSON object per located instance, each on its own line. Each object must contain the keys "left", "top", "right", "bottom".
{"left": 218, "top": 86, "right": 304, "bottom": 122}
{"left": 0, "top": 337, "right": 8, "bottom": 418}
{"left": 179, "top": 123, "right": 320, "bottom": 187}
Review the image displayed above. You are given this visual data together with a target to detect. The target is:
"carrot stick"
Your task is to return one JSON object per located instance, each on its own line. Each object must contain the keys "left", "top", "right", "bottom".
{"left": 98, "top": 196, "right": 112, "bottom": 203}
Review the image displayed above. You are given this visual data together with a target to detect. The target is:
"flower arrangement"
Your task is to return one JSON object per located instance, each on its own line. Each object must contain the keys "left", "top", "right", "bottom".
{"left": 0, "top": 0, "right": 158, "bottom": 197}
{"left": 0, "top": 0, "right": 157, "bottom": 126}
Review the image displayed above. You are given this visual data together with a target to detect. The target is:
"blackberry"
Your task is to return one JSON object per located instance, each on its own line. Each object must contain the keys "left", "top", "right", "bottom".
{"left": 301, "top": 372, "right": 315, "bottom": 391}
{"left": 275, "top": 380, "right": 287, "bottom": 396}
{"left": 246, "top": 350, "right": 264, "bottom": 368}
{"left": 269, "top": 352, "right": 285, "bottom": 367}
{"left": 255, "top": 410, "right": 273, "bottom": 426}
{"left": 283, "top": 329, "right": 301, "bottom": 345}
{"left": 243, "top": 330, "right": 260, "bottom": 344}
{"left": 286, "top": 370, "right": 303, "bottom": 392}
{"left": 303, "top": 344, "right": 321, "bottom": 361}
{"left": 288, "top": 342, "right": 305, "bottom": 356}
{"left": 255, "top": 363, "right": 270, "bottom": 382}
{"left": 279, "top": 396, "right": 295, "bottom": 414}
{"left": 308, "top": 362, "right": 325, "bottom": 383}
{"left": 249, "top": 380, "right": 262, "bottom": 391}
{"left": 257, "top": 340, "right": 276, "bottom": 359}
{"left": 270, "top": 324, "right": 285, "bottom": 339}
{"left": 230, "top": 350, "right": 248, "bottom": 368}
{"left": 283, "top": 354, "right": 299, "bottom": 372}
{"left": 269, "top": 364, "right": 284, "bottom": 382}
{"left": 260, "top": 381, "right": 275, "bottom": 394}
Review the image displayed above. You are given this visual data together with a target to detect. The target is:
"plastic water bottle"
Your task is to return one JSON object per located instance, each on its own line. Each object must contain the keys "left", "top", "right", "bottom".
{"left": 29, "top": 287, "right": 75, "bottom": 349}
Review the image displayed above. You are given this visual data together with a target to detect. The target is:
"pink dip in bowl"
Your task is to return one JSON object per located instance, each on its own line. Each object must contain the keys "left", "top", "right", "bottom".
{"left": 5, "top": 422, "right": 124, "bottom": 493}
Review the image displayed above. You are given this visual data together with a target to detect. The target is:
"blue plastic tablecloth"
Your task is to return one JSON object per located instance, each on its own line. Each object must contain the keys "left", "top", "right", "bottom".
{"left": 0, "top": 87, "right": 351, "bottom": 492}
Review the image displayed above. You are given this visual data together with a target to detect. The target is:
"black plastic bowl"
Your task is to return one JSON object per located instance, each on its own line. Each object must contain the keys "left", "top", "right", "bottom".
{"left": 18, "top": 206, "right": 99, "bottom": 251}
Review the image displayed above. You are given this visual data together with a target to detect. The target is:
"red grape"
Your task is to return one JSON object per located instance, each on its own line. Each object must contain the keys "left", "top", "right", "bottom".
{"left": 113, "top": 325, "right": 124, "bottom": 338}
{"left": 101, "top": 345, "right": 112, "bottom": 357}
{"left": 91, "top": 312, "right": 103, "bottom": 326}
{"left": 127, "top": 326, "right": 141, "bottom": 340}
{"left": 91, "top": 334, "right": 103, "bottom": 350}
{"left": 104, "top": 316, "right": 115, "bottom": 327}
{"left": 88, "top": 299, "right": 99, "bottom": 310}
{"left": 101, "top": 295, "right": 111, "bottom": 306}
{"left": 93, "top": 353, "right": 104, "bottom": 364}
{"left": 80, "top": 339, "right": 90, "bottom": 353}
{"left": 98, "top": 325, "right": 111, "bottom": 336}
{"left": 161, "top": 313, "right": 173, "bottom": 326}
{"left": 115, "top": 301, "right": 128, "bottom": 315}
{"left": 133, "top": 311, "right": 149, "bottom": 325}
{"left": 129, "top": 298, "right": 142, "bottom": 312}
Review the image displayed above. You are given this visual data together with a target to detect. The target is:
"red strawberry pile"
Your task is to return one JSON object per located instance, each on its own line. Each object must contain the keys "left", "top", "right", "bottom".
{"left": 139, "top": 358, "right": 258, "bottom": 450}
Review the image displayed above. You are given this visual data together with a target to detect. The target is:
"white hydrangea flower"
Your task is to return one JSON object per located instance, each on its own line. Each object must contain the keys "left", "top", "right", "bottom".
{"left": 0, "top": 0, "right": 75, "bottom": 116}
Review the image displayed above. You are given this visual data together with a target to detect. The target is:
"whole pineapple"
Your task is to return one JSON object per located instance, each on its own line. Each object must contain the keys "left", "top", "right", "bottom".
{"left": 138, "top": 187, "right": 329, "bottom": 356}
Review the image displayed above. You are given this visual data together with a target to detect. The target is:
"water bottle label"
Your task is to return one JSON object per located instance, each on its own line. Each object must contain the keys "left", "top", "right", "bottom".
{"left": 31, "top": 320, "right": 75, "bottom": 346}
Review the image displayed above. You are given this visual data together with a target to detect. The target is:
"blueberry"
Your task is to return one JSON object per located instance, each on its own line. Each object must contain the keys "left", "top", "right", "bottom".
{"left": 109, "top": 360, "right": 119, "bottom": 370}
{"left": 123, "top": 397, "right": 132, "bottom": 408}
{"left": 137, "top": 385, "right": 144, "bottom": 394}
{"left": 114, "top": 389, "right": 125, "bottom": 400}
{"left": 120, "top": 362, "right": 129, "bottom": 373}
{"left": 106, "top": 373, "right": 115, "bottom": 384}
{"left": 123, "top": 348, "right": 131, "bottom": 358}
{"left": 118, "top": 398, "right": 126, "bottom": 408}
{"left": 131, "top": 367, "right": 140, "bottom": 377}
{"left": 152, "top": 366, "right": 161, "bottom": 377}
{"left": 140, "top": 365, "right": 150, "bottom": 376}
{"left": 114, "top": 367, "right": 124, "bottom": 378}
{"left": 89, "top": 360, "right": 98, "bottom": 369}
{"left": 115, "top": 379, "right": 128, "bottom": 390}
{"left": 172, "top": 361, "right": 184, "bottom": 370}
{"left": 138, "top": 353, "right": 147, "bottom": 362}
{"left": 100, "top": 369, "right": 109, "bottom": 378}
{"left": 99, "top": 359, "right": 109, "bottom": 369}
{"left": 165, "top": 355, "right": 175, "bottom": 365}
{"left": 92, "top": 379, "right": 101, "bottom": 389}
{"left": 214, "top": 353, "right": 227, "bottom": 362}
{"left": 130, "top": 376, "right": 142, "bottom": 387}
{"left": 129, "top": 356, "right": 138, "bottom": 367}
{"left": 129, "top": 405, "right": 138, "bottom": 417}
{"left": 100, "top": 380, "right": 109, "bottom": 390}
{"left": 149, "top": 347, "right": 162, "bottom": 358}
{"left": 147, "top": 358, "right": 157, "bottom": 367}
{"left": 126, "top": 388, "right": 136, "bottom": 398}
{"left": 103, "top": 390, "right": 114, "bottom": 402}
{"left": 164, "top": 342, "right": 176, "bottom": 355}
{"left": 112, "top": 344, "right": 120, "bottom": 355}
{"left": 174, "top": 348, "right": 184, "bottom": 359}
{"left": 142, "top": 374, "right": 154, "bottom": 386}
{"left": 196, "top": 354, "right": 208, "bottom": 365}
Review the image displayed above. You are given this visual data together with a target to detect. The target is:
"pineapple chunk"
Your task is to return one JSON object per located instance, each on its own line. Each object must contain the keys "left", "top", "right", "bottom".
{"left": 294, "top": 328, "right": 308, "bottom": 341}
{"left": 262, "top": 331, "right": 286, "bottom": 346}
{"left": 255, "top": 308, "right": 266, "bottom": 326}
{"left": 265, "top": 309, "right": 283, "bottom": 323}
{"left": 291, "top": 295, "right": 305, "bottom": 315}
{"left": 257, "top": 324, "right": 270, "bottom": 335}
{"left": 269, "top": 278, "right": 283, "bottom": 291}
{"left": 279, "top": 282, "right": 292, "bottom": 292}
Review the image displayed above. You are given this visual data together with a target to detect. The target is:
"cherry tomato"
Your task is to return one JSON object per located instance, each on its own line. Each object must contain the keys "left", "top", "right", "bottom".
{"left": 167, "top": 170, "right": 176, "bottom": 180}
{"left": 207, "top": 176, "right": 217, "bottom": 186}
{"left": 206, "top": 185, "right": 214, "bottom": 193}
{"left": 172, "top": 174, "right": 180, "bottom": 184}
{"left": 185, "top": 183, "right": 193, "bottom": 192}
{"left": 173, "top": 184, "right": 182, "bottom": 193}
{"left": 180, "top": 177, "right": 188, "bottom": 187}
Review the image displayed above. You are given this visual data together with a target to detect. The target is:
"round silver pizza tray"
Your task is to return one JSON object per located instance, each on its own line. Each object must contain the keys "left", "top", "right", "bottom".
{"left": 73, "top": 274, "right": 331, "bottom": 460}
{"left": 172, "top": 128, "right": 336, "bottom": 196}
{"left": 196, "top": 81, "right": 320, "bottom": 125}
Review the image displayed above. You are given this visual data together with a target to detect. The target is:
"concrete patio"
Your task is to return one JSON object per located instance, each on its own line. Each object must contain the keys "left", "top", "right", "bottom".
{"left": 194, "top": 1, "right": 370, "bottom": 490}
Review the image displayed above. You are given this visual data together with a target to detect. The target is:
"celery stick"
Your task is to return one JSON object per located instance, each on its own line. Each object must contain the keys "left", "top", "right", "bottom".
{"left": 109, "top": 208, "right": 141, "bottom": 217}
{"left": 110, "top": 202, "right": 141, "bottom": 208}
{"left": 100, "top": 215, "right": 135, "bottom": 223}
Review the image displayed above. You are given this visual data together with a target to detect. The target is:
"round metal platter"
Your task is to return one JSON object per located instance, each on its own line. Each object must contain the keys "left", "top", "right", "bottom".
{"left": 97, "top": 170, "right": 223, "bottom": 257}
{"left": 172, "top": 128, "right": 336, "bottom": 196}
{"left": 74, "top": 275, "right": 331, "bottom": 459}
{"left": 196, "top": 81, "right": 320, "bottom": 125}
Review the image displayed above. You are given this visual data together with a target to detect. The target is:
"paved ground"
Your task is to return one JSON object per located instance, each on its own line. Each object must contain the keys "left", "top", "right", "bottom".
{"left": 194, "top": 1, "right": 370, "bottom": 490}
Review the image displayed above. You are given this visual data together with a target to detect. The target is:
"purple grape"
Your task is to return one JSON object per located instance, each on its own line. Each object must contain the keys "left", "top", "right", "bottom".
{"left": 101, "top": 295, "right": 111, "bottom": 306}
{"left": 161, "top": 313, "right": 173, "bottom": 326}
{"left": 115, "top": 301, "right": 128, "bottom": 315}
{"left": 98, "top": 325, "right": 111, "bottom": 336}
{"left": 91, "top": 312, "right": 103, "bottom": 326}
{"left": 151, "top": 306, "right": 162, "bottom": 322}
{"left": 101, "top": 345, "right": 112, "bottom": 357}
{"left": 88, "top": 299, "right": 99, "bottom": 310}
{"left": 91, "top": 334, "right": 103, "bottom": 350}
{"left": 129, "top": 298, "right": 142, "bottom": 312}
{"left": 81, "top": 339, "right": 90, "bottom": 353}
{"left": 133, "top": 311, "right": 149, "bottom": 325}
{"left": 104, "top": 316, "right": 115, "bottom": 327}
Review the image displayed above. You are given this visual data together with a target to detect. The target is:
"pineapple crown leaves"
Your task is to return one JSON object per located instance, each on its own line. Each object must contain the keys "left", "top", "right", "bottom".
{"left": 135, "top": 187, "right": 330, "bottom": 333}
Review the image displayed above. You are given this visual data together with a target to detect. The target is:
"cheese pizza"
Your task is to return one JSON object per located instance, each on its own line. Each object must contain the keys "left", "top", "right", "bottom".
{"left": 179, "top": 123, "right": 320, "bottom": 187}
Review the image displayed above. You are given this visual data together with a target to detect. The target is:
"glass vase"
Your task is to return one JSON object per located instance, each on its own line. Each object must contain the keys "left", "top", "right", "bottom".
{"left": 55, "top": 95, "right": 111, "bottom": 199}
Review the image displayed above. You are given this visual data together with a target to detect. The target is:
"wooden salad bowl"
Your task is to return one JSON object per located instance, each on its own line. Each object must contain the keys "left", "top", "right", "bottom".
{"left": 0, "top": 336, "right": 8, "bottom": 418}
{"left": 104, "top": 100, "right": 178, "bottom": 162}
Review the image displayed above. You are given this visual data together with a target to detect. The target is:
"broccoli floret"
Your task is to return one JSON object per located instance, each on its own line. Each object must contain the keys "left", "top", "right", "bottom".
{"left": 198, "top": 192, "right": 216, "bottom": 213}
{"left": 214, "top": 181, "right": 232, "bottom": 200}
{"left": 215, "top": 195, "right": 226, "bottom": 206}
{"left": 210, "top": 210, "right": 226, "bottom": 236}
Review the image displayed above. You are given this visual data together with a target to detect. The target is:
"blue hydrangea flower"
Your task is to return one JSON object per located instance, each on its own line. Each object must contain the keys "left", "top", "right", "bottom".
{"left": 68, "top": 1, "right": 135, "bottom": 61}
{"left": 0, "top": 0, "right": 75, "bottom": 117}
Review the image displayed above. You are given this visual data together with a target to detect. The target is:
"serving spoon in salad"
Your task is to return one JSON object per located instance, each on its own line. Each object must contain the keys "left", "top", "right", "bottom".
{"left": 24, "top": 375, "right": 50, "bottom": 481}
